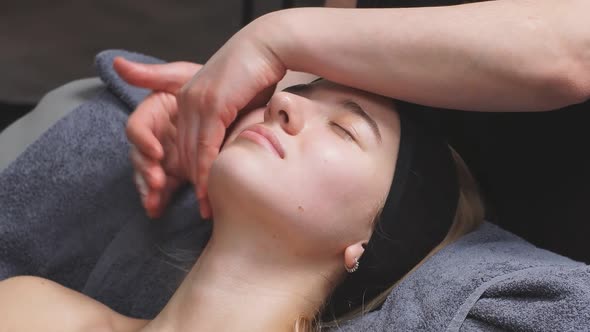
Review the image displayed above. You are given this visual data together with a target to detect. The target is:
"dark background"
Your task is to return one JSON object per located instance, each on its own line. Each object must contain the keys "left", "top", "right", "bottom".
{"left": 2, "top": 1, "right": 589, "bottom": 264}
{"left": 0, "top": 0, "right": 322, "bottom": 131}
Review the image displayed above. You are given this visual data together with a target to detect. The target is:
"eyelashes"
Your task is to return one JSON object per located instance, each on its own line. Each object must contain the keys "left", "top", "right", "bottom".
{"left": 329, "top": 121, "right": 356, "bottom": 142}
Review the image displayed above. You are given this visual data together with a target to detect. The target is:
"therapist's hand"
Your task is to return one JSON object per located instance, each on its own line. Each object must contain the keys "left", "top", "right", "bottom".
{"left": 176, "top": 15, "right": 288, "bottom": 216}
{"left": 114, "top": 57, "right": 205, "bottom": 218}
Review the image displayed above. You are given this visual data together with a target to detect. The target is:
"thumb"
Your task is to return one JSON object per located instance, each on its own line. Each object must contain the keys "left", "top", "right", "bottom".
{"left": 113, "top": 57, "right": 202, "bottom": 93}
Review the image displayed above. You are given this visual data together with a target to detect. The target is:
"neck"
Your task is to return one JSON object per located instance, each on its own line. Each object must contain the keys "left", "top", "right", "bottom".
{"left": 140, "top": 213, "right": 338, "bottom": 332}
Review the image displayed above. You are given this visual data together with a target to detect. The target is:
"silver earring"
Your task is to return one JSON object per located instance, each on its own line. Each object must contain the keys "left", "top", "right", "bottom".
{"left": 346, "top": 257, "right": 360, "bottom": 273}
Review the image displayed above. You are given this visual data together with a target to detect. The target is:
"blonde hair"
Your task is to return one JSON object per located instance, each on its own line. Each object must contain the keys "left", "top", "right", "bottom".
{"left": 293, "top": 147, "right": 485, "bottom": 331}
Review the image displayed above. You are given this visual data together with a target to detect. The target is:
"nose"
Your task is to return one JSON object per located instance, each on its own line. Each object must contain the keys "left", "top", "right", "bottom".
{"left": 265, "top": 92, "right": 306, "bottom": 135}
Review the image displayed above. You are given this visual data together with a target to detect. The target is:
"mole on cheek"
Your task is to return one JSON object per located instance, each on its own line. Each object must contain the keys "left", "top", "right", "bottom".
{"left": 298, "top": 206, "right": 305, "bottom": 212}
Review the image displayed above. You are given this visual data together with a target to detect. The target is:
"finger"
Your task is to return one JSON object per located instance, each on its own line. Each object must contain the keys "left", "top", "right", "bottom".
{"left": 130, "top": 146, "right": 166, "bottom": 190}
{"left": 114, "top": 57, "right": 202, "bottom": 93}
{"left": 144, "top": 191, "right": 162, "bottom": 219}
{"left": 126, "top": 95, "right": 171, "bottom": 160}
{"left": 177, "top": 89, "right": 198, "bottom": 185}
{"left": 148, "top": 176, "right": 185, "bottom": 219}
{"left": 199, "top": 195, "right": 212, "bottom": 220}
{"left": 195, "top": 115, "right": 226, "bottom": 200}
{"left": 176, "top": 104, "right": 189, "bottom": 185}
{"left": 187, "top": 106, "right": 201, "bottom": 186}
{"left": 134, "top": 171, "right": 149, "bottom": 199}
{"left": 161, "top": 134, "right": 185, "bottom": 179}
{"left": 134, "top": 170, "right": 163, "bottom": 215}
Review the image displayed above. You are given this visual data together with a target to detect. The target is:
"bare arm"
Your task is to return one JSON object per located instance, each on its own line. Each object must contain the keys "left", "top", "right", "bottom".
{"left": 264, "top": 0, "right": 590, "bottom": 111}
{"left": 275, "top": 0, "right": 358, "bottom": 91}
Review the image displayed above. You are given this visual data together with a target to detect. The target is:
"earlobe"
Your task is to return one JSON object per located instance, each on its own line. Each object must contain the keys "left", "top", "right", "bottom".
{"left": 344, "top": 241, "right": 366, "bottom": 273}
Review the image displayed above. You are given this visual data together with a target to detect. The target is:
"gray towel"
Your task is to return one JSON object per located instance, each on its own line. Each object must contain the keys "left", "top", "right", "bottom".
{"left": 335, "top": 222, "right": 590, "bottom": 331}
{"left": 2, "top": 50, "right": 589, "bottom": 331}
{"left": 0, "top": 50, "right": 210, "bottom": 317}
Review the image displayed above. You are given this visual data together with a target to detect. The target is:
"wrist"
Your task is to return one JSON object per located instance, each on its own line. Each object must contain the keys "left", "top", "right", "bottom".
{"left": 239, "top": 10, "right": 295, "bottom": 85}
{"left": 252, "top": 8, "right": 317, "bottom": 74}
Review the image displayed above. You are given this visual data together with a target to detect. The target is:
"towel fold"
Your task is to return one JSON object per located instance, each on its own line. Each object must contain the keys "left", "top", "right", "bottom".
{"left": 2, "top": 50, "right": 589, "bottom": 330}
{"left": 0, "top": 50, "right": 210, "bottom": 317}
{"left": 336, "top": 222, "right": 590, "bottom": 331}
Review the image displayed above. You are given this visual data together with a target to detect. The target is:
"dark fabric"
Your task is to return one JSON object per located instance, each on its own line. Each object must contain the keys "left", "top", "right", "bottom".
{"left": 95, "top": 50, "right": 164, "bottom": 110}
{"left": 2, "top": 49, "right": 589, "bottom": 331}
{"left": 334, "top": 222, "right": 590, "bottom": 332}
{"left": 357, "top": 0, "right": 590, "bottom": 264}
{"left": 434, "top": 106, "right": 590, "bottom": 264}
{"left": 0, "top": 87, "right": 143, "bottom": 291}
{"left": 0, "top": 50, "right": 211, "bottom": 318}
{"left": 325, "top": 107, "right": 459, "bottom": 318}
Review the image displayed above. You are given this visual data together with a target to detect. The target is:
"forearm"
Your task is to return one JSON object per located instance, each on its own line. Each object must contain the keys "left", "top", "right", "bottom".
{"left": 266, "top": 0, "right": 590, "bottom": 112}
{"left": 275, "top": 70, "right": 318, "bottom": 92}
{"left": 273, "top": 0, "right": 354, "bottom": 92}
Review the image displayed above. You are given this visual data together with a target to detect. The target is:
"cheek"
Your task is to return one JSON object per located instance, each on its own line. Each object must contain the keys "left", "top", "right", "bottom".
{"left": 294, "top": 139, "right": 381, "bottom": 237}
{"left": 310, "top": 149, "right": 371, "bottom": 198}
{"left": 212, "top": 122, "right": 389, "bottom": 252}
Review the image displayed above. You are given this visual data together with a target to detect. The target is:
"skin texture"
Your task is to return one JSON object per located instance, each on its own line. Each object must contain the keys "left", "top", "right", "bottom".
{"left": 115, "top": 59, "right": 320, "bottom": 220}
{"left": 5, "top": 1, "right": 589, "bottom": 329}
{"left": 170, "top": 0, "right": 590, "bottom": 220}
{"left": 273, "top": 1, "right": 590, "bottom": 112}
{"left": 0, "top": 80, "right": 400, "bottom": 332}
{"left": 207, "top": 80, "right": 399, "bottom": 260}
{"left": 116, "top": 2, "right": 356, "bottom": 220}
{"left": 139, "top": 80, "right": 400, "bottom": 332}
{"left": 115, "top": 58, "right": 202, "bottom": 219}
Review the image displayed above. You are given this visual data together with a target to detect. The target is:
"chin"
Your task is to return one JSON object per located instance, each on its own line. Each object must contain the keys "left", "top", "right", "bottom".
{"left": 208, "top": 143, "right": 344, "bottom": 253}
{"left": 208, "top": 143, "right": 287, "bottom": 220}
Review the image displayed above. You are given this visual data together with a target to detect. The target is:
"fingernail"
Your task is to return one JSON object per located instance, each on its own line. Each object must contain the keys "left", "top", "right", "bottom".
{"left": 134, "top": 172, "right": 148, "bottom": 197}
{"left": 200, "top": 203, "right": 210, "bottom": 220}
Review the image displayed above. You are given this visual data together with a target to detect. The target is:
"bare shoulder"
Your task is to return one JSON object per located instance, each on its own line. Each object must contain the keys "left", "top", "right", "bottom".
{"left": 0, "top": 276, "right": 147, "bottom": 332}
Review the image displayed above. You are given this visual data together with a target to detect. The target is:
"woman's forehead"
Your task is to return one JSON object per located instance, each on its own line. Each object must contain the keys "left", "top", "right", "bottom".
{"left": 306, "top": 80, "right": 401, "bottom": 143}
{"left": 304, "top": 80, "right": 395, "bottom": 115}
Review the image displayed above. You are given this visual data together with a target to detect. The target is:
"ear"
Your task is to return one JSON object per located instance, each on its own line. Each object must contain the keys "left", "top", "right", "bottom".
{"left": 344, "top": 241, "right": 366, "bottom": 271}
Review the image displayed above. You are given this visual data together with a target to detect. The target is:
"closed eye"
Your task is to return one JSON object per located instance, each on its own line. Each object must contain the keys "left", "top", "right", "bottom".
{"left": 329, "top": 121, "right": 356, "bottom": 142}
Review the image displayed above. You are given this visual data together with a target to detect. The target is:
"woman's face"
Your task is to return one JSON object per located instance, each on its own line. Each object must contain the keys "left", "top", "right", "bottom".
{"left": 208, "top": 80, "right": 400, "bottom": 256}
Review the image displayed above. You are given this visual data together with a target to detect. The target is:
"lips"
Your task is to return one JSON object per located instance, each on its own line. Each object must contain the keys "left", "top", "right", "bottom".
{"left": 239, "top": 124, "right": 285, "bottom": 159}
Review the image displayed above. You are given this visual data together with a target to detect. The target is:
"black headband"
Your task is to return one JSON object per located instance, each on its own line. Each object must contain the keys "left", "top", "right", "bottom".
{"left": 323, "top": 105, "right": 459, "bottom": 319}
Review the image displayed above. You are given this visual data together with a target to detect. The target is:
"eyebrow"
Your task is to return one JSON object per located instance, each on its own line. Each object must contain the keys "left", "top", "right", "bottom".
{"left": 282, "top": 84, "right": 382, "bottom": 143}
{"left": 340, "top": 100, "right": 382, "bottom": 144}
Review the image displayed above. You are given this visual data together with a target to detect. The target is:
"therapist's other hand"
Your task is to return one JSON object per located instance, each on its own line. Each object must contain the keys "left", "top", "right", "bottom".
{"left": 114, "top": 57, "right": 205, "bottom": 218}
{"left": 176, "top": 15, "right": 287, "bottom": 216}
